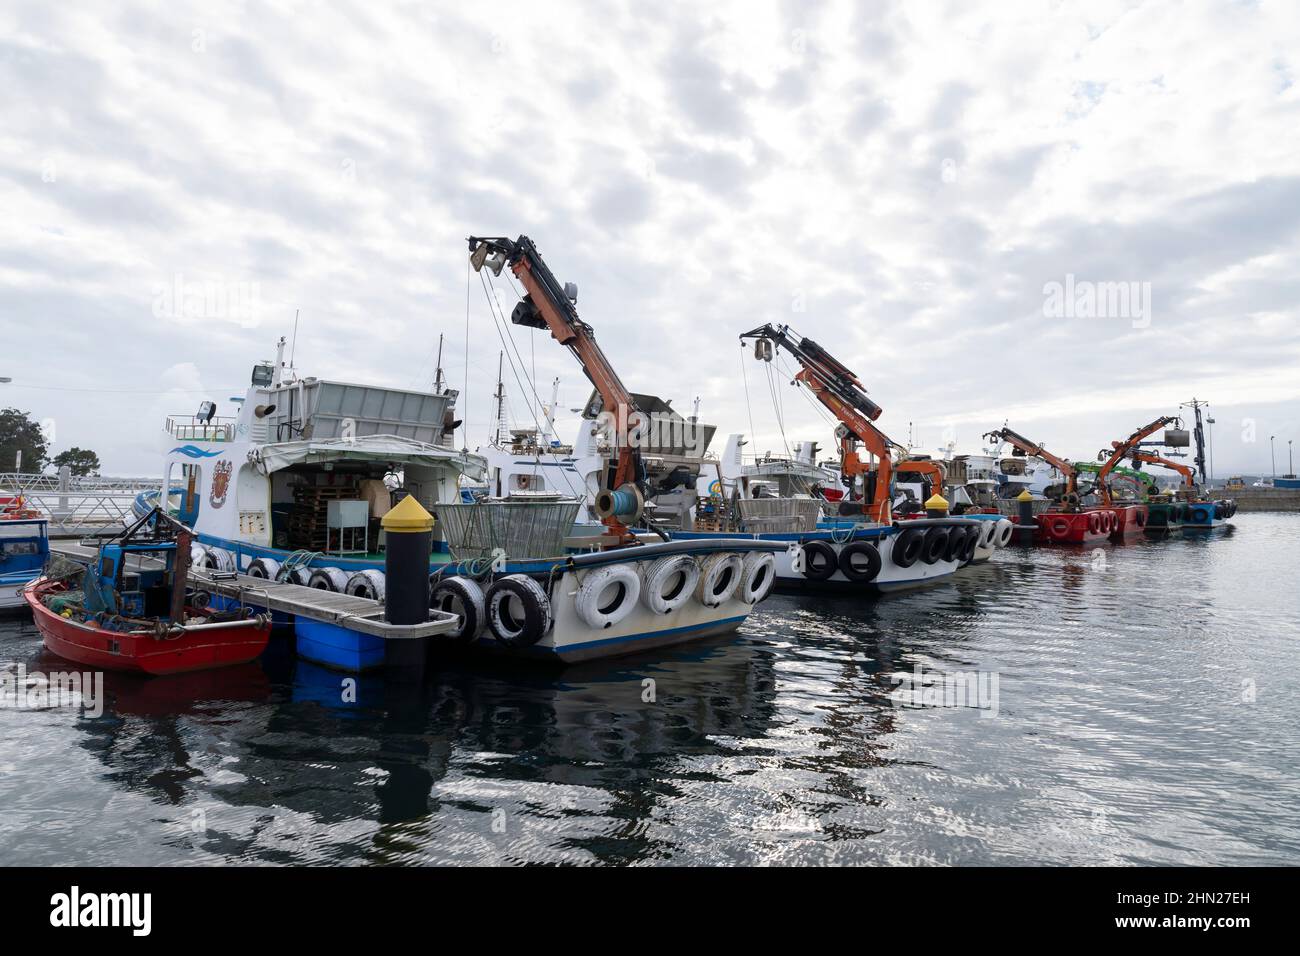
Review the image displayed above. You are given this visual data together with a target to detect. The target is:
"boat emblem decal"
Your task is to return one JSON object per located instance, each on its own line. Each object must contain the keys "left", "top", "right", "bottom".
{"left": 170, "top": 445, "right": 223, "bottom": 459}
{"left": 209, "top": 460, "right": 233, "bottom": 509}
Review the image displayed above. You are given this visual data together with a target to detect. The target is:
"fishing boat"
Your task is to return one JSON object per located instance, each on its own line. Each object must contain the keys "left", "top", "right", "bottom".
{"left": 454, "top": 234, "right": 779, "bottom": 662}
{"left": 1, "top": 515, "right": 48, "bottom": 612}
{"left": 982, "top": 425, "right": 1117, "bottom": 544}
{"left": 25, "top": 508, "right": 270, "bottom": 675}
{"left": 666, "top": 325, "right": 1010, "bottom": 591}
{"left": 154, "top": 336, "right": 486, "bottom": 598}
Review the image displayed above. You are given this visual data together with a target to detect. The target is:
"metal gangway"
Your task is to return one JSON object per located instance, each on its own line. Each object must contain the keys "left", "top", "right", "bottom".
{"left": 0, "top": 469, "right": 159, "bottom": 537}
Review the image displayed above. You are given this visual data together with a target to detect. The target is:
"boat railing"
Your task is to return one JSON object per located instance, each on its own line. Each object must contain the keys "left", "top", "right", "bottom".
{"left": 166, "top": 416, "right": 236, "bottom": 442}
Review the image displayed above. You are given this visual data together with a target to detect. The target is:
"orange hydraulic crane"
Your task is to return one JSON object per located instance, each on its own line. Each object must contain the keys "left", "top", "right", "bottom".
{"left": 1095, "top": 416, "right": 1180, "bottom": 507}
{"left": 739, "top": 324, "right": 901, "bottom": 523}
{"left": 982, "top": 425, "right": 1088, "bottom": 507}
{"left": 1129, "top": 449, "right": 1196, "bottom": 494}
{"left": 468, "top": 235, "right": 646, "bottom": 541}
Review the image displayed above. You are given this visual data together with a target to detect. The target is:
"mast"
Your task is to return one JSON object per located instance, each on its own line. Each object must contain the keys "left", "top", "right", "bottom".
{"left": 490, "top": 351, "right": 507, "bottom": 448}
{"left": 1180, "top": 398, "right": 1210, "bottom": 484}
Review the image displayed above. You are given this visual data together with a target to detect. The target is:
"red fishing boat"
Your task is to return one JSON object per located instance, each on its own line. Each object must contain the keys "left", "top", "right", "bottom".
{"left": 25, "top": 579, "right": 269, "bottom": 676}
{"left": 25, "top": 507, "right": 270, "bottom": 676}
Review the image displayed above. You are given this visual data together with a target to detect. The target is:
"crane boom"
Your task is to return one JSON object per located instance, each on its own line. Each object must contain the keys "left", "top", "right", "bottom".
{"left": 1129, "top": 450, "right": 1196, "bottom": 490}
{"left": 739, "top": 324, "right": 897, "bottom": 522}
{"left": 468, "top": 235, "right": 644, "bottom": 538}
{"left": 1096, "top": 416, "right": 1179, "bottom": 506}
{"left": 982, "top": 426, "right": 1083, "bottom": 500}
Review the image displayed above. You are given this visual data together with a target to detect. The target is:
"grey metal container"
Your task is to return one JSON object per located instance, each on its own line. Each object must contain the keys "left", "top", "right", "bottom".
{"left": 257, "top": 380, "right": 458, "bottom": 444}
{"left": 736, "top": 497, "right": 823, "bottom": 533}
{"left": 436, "top": 497, "right": 582, "bottom": 561}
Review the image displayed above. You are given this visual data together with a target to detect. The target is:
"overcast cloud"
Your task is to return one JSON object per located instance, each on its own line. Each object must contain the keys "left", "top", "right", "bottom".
{"left": 2, "top": 0, "right": 1298, "bottom": 476}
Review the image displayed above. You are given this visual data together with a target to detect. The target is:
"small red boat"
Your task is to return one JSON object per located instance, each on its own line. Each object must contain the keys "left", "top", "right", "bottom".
{"left": 1108, "top": 503, "right": 1148, "bottom": 539}
{"left": 25, "top": 578, "right": 270, "bottom": 676}
{"left": 1033, "top": 509, "right": 1116, "bottom": 545}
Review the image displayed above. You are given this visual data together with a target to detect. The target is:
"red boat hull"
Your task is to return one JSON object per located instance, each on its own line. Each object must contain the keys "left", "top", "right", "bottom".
{"left": 24, "top": 581, "right": 270, "bottom": 676}
{"left": 1033, "top": 509, "right": 1117, "bottom": 545}
{"left": 1109, "top": 503, "right": 1148, "bottom": 539}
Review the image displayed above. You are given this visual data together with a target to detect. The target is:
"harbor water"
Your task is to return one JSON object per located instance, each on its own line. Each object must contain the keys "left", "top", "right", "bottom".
{"left": 1, "top": 513, "right": 1296, "bottom": 865}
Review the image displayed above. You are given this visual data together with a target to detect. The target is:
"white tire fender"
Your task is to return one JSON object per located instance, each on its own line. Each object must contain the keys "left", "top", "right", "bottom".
{"left": 639, "top": 554, "right": 701, "bottom": 615}
{"left": 576, "top": 563, "right": 642, "bottom": 629}
{"left": 696, "top": 552, "right": 744, "bottom": 608}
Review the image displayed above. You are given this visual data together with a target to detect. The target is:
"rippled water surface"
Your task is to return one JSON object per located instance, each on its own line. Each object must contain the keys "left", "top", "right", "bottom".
{"left": 2, "top": 513, "right": 1297, "bottom": 865}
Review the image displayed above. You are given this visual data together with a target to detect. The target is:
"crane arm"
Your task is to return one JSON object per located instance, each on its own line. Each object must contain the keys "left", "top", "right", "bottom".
{"left": 739, "top": 324, "right": 897, "bottom": 522}
{"left": 468, "top": 235, "right": 643, "bottom": 536}
{"left": 1096, "top": 416, "right": 1179, "bottom": 506}
{"left": 982, "top": 426, "right": 1082, "bottom": 497}
{"left": 1130, "top": 450, "right": 1196, "bottom": 489}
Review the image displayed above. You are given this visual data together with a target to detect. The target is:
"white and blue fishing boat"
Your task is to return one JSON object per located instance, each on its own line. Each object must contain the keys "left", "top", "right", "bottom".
{"left": 0, "top": 515, "right": 48, "bottom": 612}
{"left": 153, "top": 335, "right": 486, "bottom": 602}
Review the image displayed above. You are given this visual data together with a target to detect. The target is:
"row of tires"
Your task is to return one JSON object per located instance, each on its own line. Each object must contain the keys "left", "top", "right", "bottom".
{"left": 798, "top": 519, "right": 1012, "bottom": 582}
{"left": 1043, "top": 510, "right": 1122, "bottom": 540}
{"left": 191, "top": 547, "right": 390, "bottom": 600}
{"left": 1152, "top": 500, "right": 1237, "bottom": 524}
{"left": 430, "top": 550, "right": 777, "bottom": 648}
{"left": 192, "top": 544, "right": 775, "bottom": 651}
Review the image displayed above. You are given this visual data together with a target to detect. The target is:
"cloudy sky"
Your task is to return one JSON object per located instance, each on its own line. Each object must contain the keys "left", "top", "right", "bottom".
{"left": 2, "top": 0, "right": 1298, "bottom": 478}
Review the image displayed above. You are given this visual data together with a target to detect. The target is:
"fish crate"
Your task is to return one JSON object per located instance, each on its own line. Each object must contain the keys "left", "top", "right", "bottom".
{"left": 736, "top": 497, "right": 823, "bottom": 533}
{"left": 435, "top": 497, "right": 582, "bottom": 562}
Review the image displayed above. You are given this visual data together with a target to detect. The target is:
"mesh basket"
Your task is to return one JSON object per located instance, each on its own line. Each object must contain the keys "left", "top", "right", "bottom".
{"left": 995, "top": 498, "right": 1054, "bottom": 517}
{"left": 435, "top": 497, "right": 582, "bottom": 561}
{"left": 736, "top": 497, "right": 823, "bottom": 533}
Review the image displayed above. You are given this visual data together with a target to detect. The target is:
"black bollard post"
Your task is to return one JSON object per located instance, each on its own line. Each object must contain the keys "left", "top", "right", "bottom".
{"left": 381, "top": 495, "right": 434, "bottom": 680}
{"left": 1015, "top": 489, "right": 1035, "bottom": 544}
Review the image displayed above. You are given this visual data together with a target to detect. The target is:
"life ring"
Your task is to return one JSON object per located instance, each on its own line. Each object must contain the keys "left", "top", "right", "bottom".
{"left": 1047, "top": 516, "right": 1071, "bottom": 539}
{"left": 739, "top": 552, "right": 778, "bottom": 604}
{"left": 892, "top": 527, "right": 925, "bottom": 567}
{"left": 308, "top": 567, "right": 349, "bottom": 592}
{"left": 993, "top": 519, "right": 1014, "bottom": 548}
{"left": 576, "top": 563, "right": 641, "bottom": 629}
{"left": 798, "top": 540, "right": 839, "bottom": 581}
{"left": 921, "top": 526, "right": 949, "bottom": 565}
{"left": 486, "top": 574, "right": 552, "bottom": 646}
{"left": 640, "top": 554, "right": 701, "bottom": 614}
{"left": 430, "top": 575, "right": 486, "bottom": 640}
{"left": 345, "top": 569, "right": 386, "bottom": 601}
{"left": 247, "top": 557, "right": 280, "bottom": 579}
{"left": 837, "top": 541, "right": 882, "bottom": 583}
{"left": 1190, "top": 504, "right": 1211, "bottom": 524}
{"left": 696, "top": 552, "right": 743, "bottom": 607}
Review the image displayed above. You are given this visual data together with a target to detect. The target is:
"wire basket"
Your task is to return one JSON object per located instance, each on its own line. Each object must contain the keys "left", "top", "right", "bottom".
{"left": 736, "top": 497, "right": 823, "bottom": 533}
{"left": 995, "top": 498, "right": 1054, "bottom": 517}
{"left": 435, "top": 497, "right": 582, "bottom": 561}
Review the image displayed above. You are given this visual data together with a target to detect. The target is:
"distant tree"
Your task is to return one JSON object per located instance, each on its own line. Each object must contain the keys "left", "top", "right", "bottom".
{"left": 0, "top": 407, "right": 48, "bottom": 472}
{"left": 51, "top": 447, "right": 101, "bottom": 477}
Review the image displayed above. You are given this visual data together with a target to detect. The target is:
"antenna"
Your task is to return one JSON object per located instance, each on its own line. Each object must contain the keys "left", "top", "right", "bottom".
{"left": 433, "top": 333, "right": 445, "bottom": 394}
{"left": 289, "top": 309, "right": 300, "bottom": 371}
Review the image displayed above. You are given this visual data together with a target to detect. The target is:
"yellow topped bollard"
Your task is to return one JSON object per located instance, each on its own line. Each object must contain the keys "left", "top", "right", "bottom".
{"left": 1016, "top": 488, "right": 1035, "bottom": 542}
{"left": 924, "top": 493, "right": 949, "bottom": 519}
{"left": 381, "top": 495, "right": 434, "bottom": 677}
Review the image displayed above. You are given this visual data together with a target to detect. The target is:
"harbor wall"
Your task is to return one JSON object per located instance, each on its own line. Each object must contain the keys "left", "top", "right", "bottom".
{"left": 1218, "top": 489, "right": 1300, "bottom": 512}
